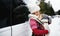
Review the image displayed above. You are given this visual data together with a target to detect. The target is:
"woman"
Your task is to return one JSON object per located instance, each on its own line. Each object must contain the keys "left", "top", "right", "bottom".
{"left": 28, "top": 4, "right": 51, "bottom": 36}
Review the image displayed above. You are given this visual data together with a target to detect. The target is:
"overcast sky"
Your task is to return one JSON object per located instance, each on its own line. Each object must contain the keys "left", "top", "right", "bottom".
{"left": 45, "top": 0, "right": 60, "bottom": 12}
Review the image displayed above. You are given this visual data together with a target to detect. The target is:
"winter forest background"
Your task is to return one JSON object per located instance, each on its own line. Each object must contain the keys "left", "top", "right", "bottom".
{"left": 39, "top": 0, "right": 60, "bottom": 16}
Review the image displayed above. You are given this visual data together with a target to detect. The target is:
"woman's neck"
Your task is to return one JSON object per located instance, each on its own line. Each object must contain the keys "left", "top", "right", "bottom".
{"left": 38, "top": 14, "right": 43, "bottom": 20}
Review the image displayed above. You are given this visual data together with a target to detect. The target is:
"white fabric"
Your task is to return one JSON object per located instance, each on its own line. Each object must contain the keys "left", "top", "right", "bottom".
{"left": 44, "top": 23, "right": 50, "bottom": 31}
{"left": 27, "top": 4, "right": 40, "bottom": 13}
{"left": 28, "top": 14, "right": 38, "bottom": 18}
{"left": 41, "top": 19, "right": 48, "bottom": 23}
{"left": 41, "top": 19, "right": 50, "bottom": 33}
{"left": 28, "top": 14, "right": 43, "bottom": 25}
{"left": 43, "top": 19, "right": 50, "bottom": 36}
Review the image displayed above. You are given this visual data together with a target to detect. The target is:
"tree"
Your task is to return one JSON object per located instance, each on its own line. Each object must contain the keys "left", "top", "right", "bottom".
{"left": 39, "top": 0, "right": 55, "bottom": 16}
{"left": 57, "top": 10, "right": 60, "bottom": 15}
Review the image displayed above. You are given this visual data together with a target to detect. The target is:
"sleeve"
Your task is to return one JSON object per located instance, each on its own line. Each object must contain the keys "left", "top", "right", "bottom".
{"left": 32, "top": 28, "right": 49, "bottom": 35}
{"left": 30, "top": 19, "right": 38, "bottom": 29}
{"left": 30, "top": 19, "right": 49, "bottom": 35}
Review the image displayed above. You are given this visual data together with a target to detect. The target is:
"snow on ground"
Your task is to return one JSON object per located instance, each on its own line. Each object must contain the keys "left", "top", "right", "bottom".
{"left": 0, "top": 26, "right": 11, "bottom": 36}
{"left": 12, "top": 21, "right": 32, "bottom": 36}
{"left": 0, "top": 15, "right": 60, "bottom": 36}
{"left": 49, "top": 16, "right": 60, "bottom": 36}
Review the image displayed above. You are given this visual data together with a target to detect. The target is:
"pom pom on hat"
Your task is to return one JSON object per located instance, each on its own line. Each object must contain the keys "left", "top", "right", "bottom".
{"left": 27, "top": 4, "right": 40, "bottom": 13}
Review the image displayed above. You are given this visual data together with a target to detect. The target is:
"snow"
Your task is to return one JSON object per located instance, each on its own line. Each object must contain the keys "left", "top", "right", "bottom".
{"left": 49, "top": 16, "right": 60, "bottom": 36}
{"left": 0, "top": 21, "right": 32, "bottom": 36}
{"left": 12, "top": 21, "right": 32, "bottom": 36}
{"left": 0, "top": 26, "right": 11, "bottom": 36}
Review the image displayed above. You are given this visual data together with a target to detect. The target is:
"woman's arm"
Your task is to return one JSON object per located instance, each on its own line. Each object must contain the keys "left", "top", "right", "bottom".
{"left": 32, "top": 28, "right": 49, "bottom": 35}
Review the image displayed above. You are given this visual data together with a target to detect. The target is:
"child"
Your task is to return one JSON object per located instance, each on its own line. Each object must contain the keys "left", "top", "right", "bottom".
{"left": 28, "top": 4, "right": 51, "bottom": 36}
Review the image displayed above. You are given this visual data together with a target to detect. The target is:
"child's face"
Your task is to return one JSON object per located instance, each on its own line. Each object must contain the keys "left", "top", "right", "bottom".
{"left": 33, "top": 11, "right": 40, "bottom": 16}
